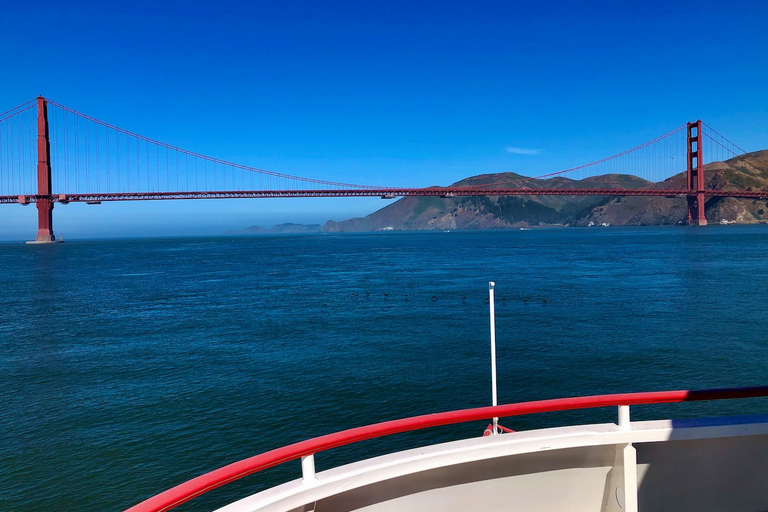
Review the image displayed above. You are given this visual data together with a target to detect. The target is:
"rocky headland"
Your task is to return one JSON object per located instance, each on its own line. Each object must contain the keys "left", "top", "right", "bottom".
{"left": 323, "top": 150, "right": 768, "bottom": 231}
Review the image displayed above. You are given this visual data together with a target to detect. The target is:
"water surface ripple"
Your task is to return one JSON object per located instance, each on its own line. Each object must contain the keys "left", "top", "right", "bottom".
{"left": 2, "top": 227, "right": 767, "bottom": 511}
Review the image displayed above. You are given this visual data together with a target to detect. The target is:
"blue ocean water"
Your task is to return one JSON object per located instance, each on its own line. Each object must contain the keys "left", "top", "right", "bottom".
{"left": 1, "top": 227, "right": 767, "bottom": 511}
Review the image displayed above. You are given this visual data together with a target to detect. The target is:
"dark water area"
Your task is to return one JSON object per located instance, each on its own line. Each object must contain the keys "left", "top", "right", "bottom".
{"left": 1, "top": 227, "right": 767, "bottom": 511}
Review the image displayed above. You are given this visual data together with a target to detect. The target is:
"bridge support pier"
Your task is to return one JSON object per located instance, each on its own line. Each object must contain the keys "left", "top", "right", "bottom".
{"left": 29, "top": 96, "right": 58, "bottom": 243}
{"left": 686, "top": 193, "right": 706, "bottom": 227}
{"left": 686, "top": 120, "right": 707, "bottom": 226}
{"left": 35, "top": 199, "right": 55, "bottom": 242}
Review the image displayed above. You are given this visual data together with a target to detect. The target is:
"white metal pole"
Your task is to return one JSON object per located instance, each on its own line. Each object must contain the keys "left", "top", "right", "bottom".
{"left": 301, "top": 454, "right": 316, "bottom": 482}
{"left": 489, "top": 282, "right": 498, "bottom": 434}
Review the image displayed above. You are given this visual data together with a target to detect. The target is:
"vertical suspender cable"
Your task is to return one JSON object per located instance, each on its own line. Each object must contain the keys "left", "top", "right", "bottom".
{"left": 8, "top": 117, "right": 11, "bottom": 193}
{"left": 659, "top": 135, "right": 662, "bottom": 181}
{"left": 7, "top": 117, "right": 10, "bottom": 193}
{"left": 126, "top": 134, "right": 130, "bottom": 192}
{"left": 32, "top": 109, "right": 37, "bottom": 193}
{"left": 24, "top": 110, "right": 28, "bottom": 192}
{"left": 5, "top": 119, "right": 8, "bottom": 193}
{"left": 1, "top": 120, "right": 4, "bottom": 194}
{"left": 20, "top": 110, "right": 25, "bottom": 193}
{"left": 11, "top": 115, "right": 15, "bottom": 193}
{"left": 3, "top": 119, "right": 6, "bottom": 193}
{"left": 52, "top": 107, "right": 57, "bottom": 192}
{"left": 666, "top": 131, "right": 670, "bottom": 180}
{"left": 6, "top": 118, "right": 9, "bottom": 193}
{"left": 96, "top": 124, "right": 100, "bottom": 193}
{"left": 65, "top": 112, "right": 70, "bottom": 193}
{"left": 9, "top": 116, "right": 12, "bottom": 193}
{"left": 0, "top": 119, "right": 3, "bottom": 195}
{"left": 24, "top": 109, "right": 29, "bottom": 193}
{"left": 106, "top": 126, "right": 111, "bottom": 192}
{"left": 16, "top": 114, "right": 21, "bottom": 193}
{"left": 86, "top": 116, "right": 90, "bottom": 193}
{"left": 27, "top": 109, "right": 31, "bottom": 192}
{"left": 5, "top": 121, "right": 7, "bottom": 195}
{"left": 16, "top": 112, "right": 24, "bottom": 192}
{"left": 10, "top": 116, "right": 13, "bottom": 193}
{"left": 670, "top": 133, "right": 674, "bottom": 178}
{"left": 27, "top": 111, "right": 32, "bottom": 191}
{"left": 18, "top": 113, "right": 22, "bottom": 192}
{"left": 117, "top": 131, "right": 121, "bottom": 192}
{"left": 75, "top": 114, "right": 80, "bottom": 192}
{"left": 5, "top": 117, "right": 8, "bottom": 193}
{"left": 22, "top": 111, "right": 25, "bottom": 192}
{"left": 9, "top": 117, "right": 13, "bottom": 193}
{"left": 673, "top": 131, "right": 677, "bottom": 177}
{"left": 1, "top": 119, "right": 4, "bottom": 194}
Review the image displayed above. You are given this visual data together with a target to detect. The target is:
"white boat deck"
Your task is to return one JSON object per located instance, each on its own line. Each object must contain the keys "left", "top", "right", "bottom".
{"left": 217, "top": 414, "right": 768, "bottom": 512}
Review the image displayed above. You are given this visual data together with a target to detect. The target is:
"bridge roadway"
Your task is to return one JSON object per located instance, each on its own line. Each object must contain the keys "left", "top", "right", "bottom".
{"left": 3, "top": 188, "right": 768, "bottom": 204}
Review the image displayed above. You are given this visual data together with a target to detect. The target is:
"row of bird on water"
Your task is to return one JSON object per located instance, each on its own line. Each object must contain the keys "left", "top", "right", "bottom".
{"left": 347, "top": 293, "right": 549, "bottom": 304}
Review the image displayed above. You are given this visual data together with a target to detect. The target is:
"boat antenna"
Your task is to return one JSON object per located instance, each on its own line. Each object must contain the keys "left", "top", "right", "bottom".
{"left": 489, "top": 282, "right": 499, "bottom": 435}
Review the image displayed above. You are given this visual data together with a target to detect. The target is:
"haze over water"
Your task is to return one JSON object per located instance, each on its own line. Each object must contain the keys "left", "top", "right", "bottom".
{"left": 2, "top": 227, "right": 767, "bottom": 511}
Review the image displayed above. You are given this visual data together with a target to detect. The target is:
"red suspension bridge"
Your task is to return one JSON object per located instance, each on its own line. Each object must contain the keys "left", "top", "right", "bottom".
{"left": 0, "top": 96, "right": 765, "bottom": 241}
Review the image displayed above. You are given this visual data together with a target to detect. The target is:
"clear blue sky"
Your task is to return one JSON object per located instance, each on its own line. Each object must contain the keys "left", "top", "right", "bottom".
{"left": 1, "top": 0, "right": 766, "bottom": 239}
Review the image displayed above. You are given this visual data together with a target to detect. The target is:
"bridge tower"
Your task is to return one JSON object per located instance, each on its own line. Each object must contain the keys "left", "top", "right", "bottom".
{"left": 34, "top": 96, "right": 56, "bottom": 242}
{"left": 686, "top": 120, "right": 707, "bottom": 226}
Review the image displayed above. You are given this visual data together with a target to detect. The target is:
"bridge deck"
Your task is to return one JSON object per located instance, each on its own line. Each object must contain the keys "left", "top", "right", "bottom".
{"left": 4, "top": 188, "right": 768, "bottom": 204}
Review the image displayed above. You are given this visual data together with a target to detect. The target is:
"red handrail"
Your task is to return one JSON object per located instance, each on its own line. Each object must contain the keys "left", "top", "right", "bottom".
{"left": 124, "top": 386, "right": 768, "bottom": 512}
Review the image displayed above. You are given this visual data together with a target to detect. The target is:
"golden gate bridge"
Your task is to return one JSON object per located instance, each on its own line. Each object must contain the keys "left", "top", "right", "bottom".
{"left": 1, "top": 97, "right": 765, "bottom": 242}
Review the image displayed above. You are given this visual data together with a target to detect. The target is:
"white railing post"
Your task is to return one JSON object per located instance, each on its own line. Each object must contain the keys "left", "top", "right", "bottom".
{"left": 621, "top": 443, "right": 639, "bottom": 512}
{"left": 301, "top": 454, "right": 316, "bottom": 482}
{"left": 618, "top": 405, "right": 631, "bottom": 430}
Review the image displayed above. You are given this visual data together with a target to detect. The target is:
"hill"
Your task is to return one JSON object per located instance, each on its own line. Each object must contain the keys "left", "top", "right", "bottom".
{"left": 323, "top": 150, "right": 768, "bottom": 231}
{"left": 578, "top": 150, "right": 768, "bottom": 226}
